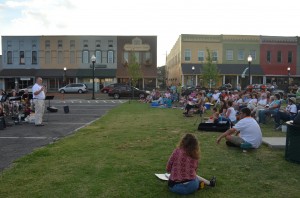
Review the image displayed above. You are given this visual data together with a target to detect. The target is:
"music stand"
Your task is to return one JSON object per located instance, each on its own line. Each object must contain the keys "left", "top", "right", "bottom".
{"left": 45, "top": 96, "right": 56, "bottom": 123}
{"left": 45, "top": 96, "right": 55, "bottom": 108}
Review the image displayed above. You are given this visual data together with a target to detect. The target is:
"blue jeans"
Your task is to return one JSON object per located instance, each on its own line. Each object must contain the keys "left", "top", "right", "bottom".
{"left": 169, "top": 178, "right": 200, "bottom": 195}
{"left": 258, "top": 109, "right": 278, "bottom": 124}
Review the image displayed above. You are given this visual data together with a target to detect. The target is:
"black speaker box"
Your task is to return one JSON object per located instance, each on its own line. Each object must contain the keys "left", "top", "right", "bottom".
{"left": 64, "top": 105, "right": 69, "bottom": 113}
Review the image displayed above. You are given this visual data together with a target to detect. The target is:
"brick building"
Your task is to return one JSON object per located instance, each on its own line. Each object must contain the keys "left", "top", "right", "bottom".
{"left": 0, "top": 35, "right": 157, "bottom": 92}
{"left": 166, "top": 34, "right": 300, "bottom": 90}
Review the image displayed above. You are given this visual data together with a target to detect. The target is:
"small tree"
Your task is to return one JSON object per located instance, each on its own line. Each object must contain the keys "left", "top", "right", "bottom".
{"left": 202, "top": 48, "right": 220, "bottom": 88}
{"left": 128, "top": 52, "right": 141, "bottom": 98}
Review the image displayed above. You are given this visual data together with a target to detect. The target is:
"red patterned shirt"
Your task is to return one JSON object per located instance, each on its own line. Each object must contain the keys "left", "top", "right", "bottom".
{"left": 166, "top": 148, "right": 198, "bottom": 182}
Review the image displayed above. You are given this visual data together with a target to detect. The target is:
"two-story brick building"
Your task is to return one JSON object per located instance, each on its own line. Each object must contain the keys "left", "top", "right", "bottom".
{"left": 0, "top": 35, "right": 157, "bottom": 92}
{"left": 166, "top": 34, "right": 300, "bottom": 90}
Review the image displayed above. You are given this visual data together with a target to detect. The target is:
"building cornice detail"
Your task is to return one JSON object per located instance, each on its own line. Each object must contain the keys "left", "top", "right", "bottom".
{"left": 260, "top": 36, "right": 297, "bottom": 44}
{"left": 181, "top": 34, "right": 222, "bottom": 43}
{"left": 222, "top": 35, "right": 260, "bottom": 43}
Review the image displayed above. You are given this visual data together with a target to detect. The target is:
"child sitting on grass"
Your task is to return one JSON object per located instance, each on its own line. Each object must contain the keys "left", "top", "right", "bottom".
{"left": 206, "top": 107, "right": 219, "bottom": 123}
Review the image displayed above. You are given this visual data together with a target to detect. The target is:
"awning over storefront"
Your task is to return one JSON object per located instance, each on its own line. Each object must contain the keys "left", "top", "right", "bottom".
{"left": 0, "top": 69, "right": 116, "bottom": 78}
{"left": 181, "top": 64, "right": 264, "bottom": 75}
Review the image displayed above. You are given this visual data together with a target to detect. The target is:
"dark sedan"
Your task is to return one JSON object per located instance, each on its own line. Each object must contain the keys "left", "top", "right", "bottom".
{"left": 108, "top": 85, "right": 150, "bottom": 99}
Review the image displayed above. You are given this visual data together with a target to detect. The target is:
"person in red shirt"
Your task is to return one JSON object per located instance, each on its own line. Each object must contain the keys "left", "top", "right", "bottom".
{"left": 166, "top": 133, "right": 216, "bottom": 195}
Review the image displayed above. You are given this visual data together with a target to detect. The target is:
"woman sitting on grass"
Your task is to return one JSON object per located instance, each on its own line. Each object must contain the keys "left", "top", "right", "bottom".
{"left": 225, "top": 100, "right": 236, "bottom": 124}
{"left": 166, "top": 133, "right": 216, "bottom": 195}
{"left": 206, "top": 107, "right": 219, "bottom": 123}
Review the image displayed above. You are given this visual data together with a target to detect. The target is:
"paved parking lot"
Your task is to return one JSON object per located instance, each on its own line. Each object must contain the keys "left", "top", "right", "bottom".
{"left": 0, "top": 96, "right": 126, "bottom": 172}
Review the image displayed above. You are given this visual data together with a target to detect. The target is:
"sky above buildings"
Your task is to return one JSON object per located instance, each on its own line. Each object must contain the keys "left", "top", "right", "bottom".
{"left": 0, "top": 0, "right": 300, "bottom": 66}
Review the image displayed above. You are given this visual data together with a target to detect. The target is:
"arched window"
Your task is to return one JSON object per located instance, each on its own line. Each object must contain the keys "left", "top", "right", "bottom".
{"left": 96, "top": 50, "right": 102, "bottom": 63}
{"left": 82, "top": 50, "right": 89, "bottom": 64}
{"left": 107, "top": 50, "right": 114, "bottom": 63}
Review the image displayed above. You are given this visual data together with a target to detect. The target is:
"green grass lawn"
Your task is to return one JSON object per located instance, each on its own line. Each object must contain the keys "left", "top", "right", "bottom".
{"left": 0, "top": 101, "right": 299, "bottom": 198}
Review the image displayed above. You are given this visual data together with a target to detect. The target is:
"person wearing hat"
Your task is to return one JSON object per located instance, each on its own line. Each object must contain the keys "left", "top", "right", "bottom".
{"left": 274, "top": 97, "right": 298, "bottom": 130}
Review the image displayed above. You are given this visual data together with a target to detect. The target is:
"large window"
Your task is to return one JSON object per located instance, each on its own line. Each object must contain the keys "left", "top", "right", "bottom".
{"left": 226, "top": 50, "right": 233, "bottom": 60}
{"left": 108, "top": 40, "right": 113, "bottom": 47}
{"left": 70, "top": 51, "right": 75, "bottom": 64}
{"left": 133, "top": 52, "right": 140, "bottom": 64}
{"left": 58, "top": 51, "right": 63, "bottom": 64}
{"left": 267, "top": 51, "right": 271, "bottom": 63}
{"left": 212, "top": 50, "right": 218, "bottom": 62}
{"left": 107, "top": 50, "right": 114, "bottom": 63}
{"left": 198, "top": 50, "right": 205, "bottom": 61}
{"left": 7, "top": 51, "right": 12, "bottom": 64}
{"left": 95, "top": 50, "right": 102, "bottom": 63}
{"left": 237, "top": 49, "right": 244, "bottom": 60}
{"left": 45, "top": 40, "right": 50, "bottom": 50}
{"left": 82, "top": 50, "right": 89, "bottom": 64}
{"left": 184, "top": 49, "right": 191, "bottom": 61}
{"left": 288, "top": 51, "right": 293, "bottom": 63}
{"left": 70, "top": 40, "right": 75, "bottom": 49}
{"left": 20, "top": 51, "right": 25, "bottom": 64}
{"left": 249, "top": 50, "right": 256, "bottom": 60}
{"left": 32, "top": 51, "right": 37, "bottom": 64}
{"left": 58, "top": 40, "right": 63, "bottom": 49}
{"left": 144, "top": 52, "right": 151, "bottom": 63}
{"left": 45, "top": 51, "right": 51, "bottom": 64}
{"left": 277, "top": 51, "right": 282, "bottom": 63}
{"left": 124, "top": 52, "right": 129, "bottom": 63}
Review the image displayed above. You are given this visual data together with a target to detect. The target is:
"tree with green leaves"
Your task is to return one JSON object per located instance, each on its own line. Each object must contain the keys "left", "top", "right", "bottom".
{"left": 128, "top": 52, "right": 141, "bottom": 87}
{"left": 202, "top": 48, "right": 220, "bottom": 88}
{"left": 128, "top": 52, "right": 142, "bottom": 98}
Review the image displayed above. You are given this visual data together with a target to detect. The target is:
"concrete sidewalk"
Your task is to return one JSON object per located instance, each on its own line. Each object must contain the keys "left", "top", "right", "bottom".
{"left": 262, "top": 137, "right": 286, "bottom": 149}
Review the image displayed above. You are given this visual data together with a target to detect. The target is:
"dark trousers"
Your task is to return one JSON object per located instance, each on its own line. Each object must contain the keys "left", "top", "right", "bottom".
{"left": 274, "top": 111, "right": 296, "bottom": 127}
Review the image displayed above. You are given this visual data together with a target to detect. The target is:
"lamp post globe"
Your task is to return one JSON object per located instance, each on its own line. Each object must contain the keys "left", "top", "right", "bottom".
{"left": 192, "top": 66, "right": 195, "bottom": 86}
{"left": 247, "top": 55, "right": 252, "bottom": 85}
{"left": 91, "top": 55, "right": 96, "bottom": 100}
{"left": 63, "top": 67, "right": 67, "bottom": 86}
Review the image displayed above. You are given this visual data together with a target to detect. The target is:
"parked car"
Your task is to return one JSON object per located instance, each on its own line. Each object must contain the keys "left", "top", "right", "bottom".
{"left": 108, "top": 85, "right": 150, "bottom": 99}
{"left": 181, "top": 86, "right": 208, "bottom": 96}
{"left": 58, "top": 83, "right": 88, "bottom": 94}
{"left": 19, "top": 85, "right": 33, "bottom": 94}
{"left": 100, "top": 83, "right": 125, "bottom": 93}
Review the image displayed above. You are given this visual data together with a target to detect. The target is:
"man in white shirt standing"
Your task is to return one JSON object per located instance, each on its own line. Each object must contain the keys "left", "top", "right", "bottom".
{"left": 32, "top": 77, "right": 46, "bottom": 126}
{"left": 216, "top": 107, "right": 262, "bottom": 150}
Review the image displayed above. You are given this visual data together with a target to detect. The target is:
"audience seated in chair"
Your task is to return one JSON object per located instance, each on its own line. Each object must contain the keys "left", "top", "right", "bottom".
{"left": 258, "top": 94, "right": 281, "bottom": 124}
{"left": 274, "top": 97, "right": 298, "bottom": 130}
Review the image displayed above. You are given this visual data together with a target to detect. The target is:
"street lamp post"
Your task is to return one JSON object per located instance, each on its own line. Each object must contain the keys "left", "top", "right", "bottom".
{"left": 192, "top": 66, "right": 195, "bottom": 87}
{"left": 247, "top": 55, "right": 252, "bottom": 85}
{"left": 287, "top": 66, "right": 291, "bottom": 94}
{"left": 91, "top": 55, "right": 96, "bottom": 100}
{"left": 63, "top": 67, "right": 67, "bottom": 85}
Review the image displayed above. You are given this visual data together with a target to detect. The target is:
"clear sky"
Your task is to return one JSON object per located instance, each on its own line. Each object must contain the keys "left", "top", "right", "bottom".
{"left": 0, "top": 0, "right": 299, "bottom": 66}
